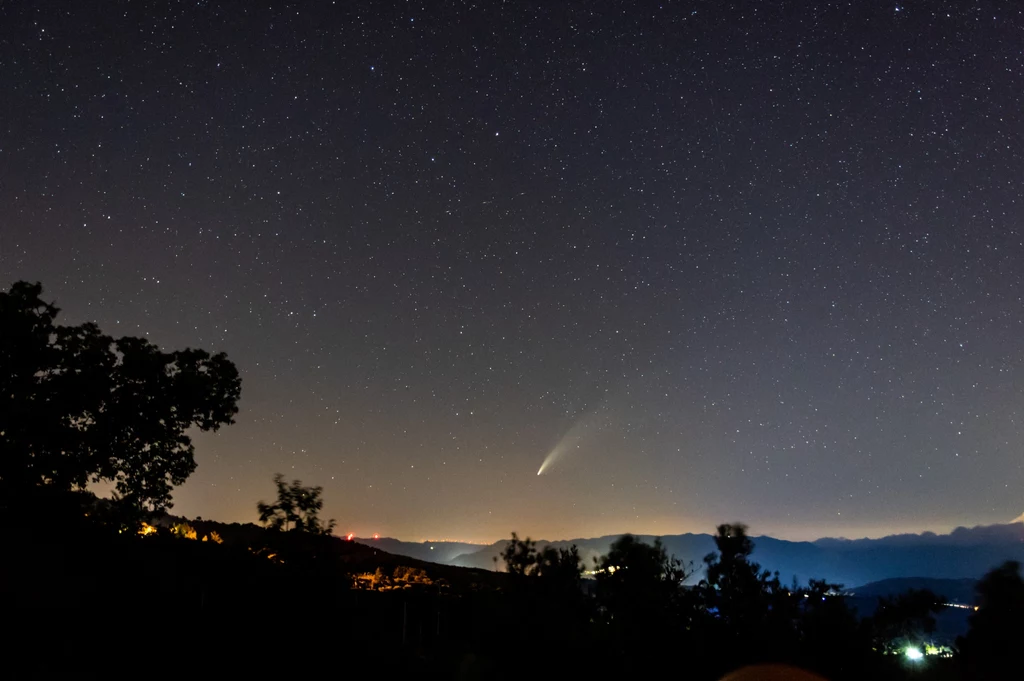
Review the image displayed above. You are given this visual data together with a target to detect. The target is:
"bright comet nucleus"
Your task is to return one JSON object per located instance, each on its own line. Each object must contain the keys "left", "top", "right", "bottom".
{"left": 535, "top": 403, "right": 607, "bottom": 475}
{"left": 536, "top": 440, "right": 567, "bottom": 476}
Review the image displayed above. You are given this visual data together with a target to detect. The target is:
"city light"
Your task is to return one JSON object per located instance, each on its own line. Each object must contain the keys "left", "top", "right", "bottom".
{"left": 905, "top": 647, "right": 924, "bottom": 661}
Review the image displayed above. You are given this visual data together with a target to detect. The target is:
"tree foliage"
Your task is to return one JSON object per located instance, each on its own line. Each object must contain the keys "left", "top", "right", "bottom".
{"left": 594, "top": 533, "right": 693, "bottom": 642}
{"left": 701, "top": 524, "right": 791, "bottom": 630}
{"left": 0, "top": 281, "right": 241, "bottom": 511}
{"left": 597, "top": 533, "right": 691, "bottom": 591}
{"left": 501, "top": 532, "right": 583, "bottom": 591}
{"left": 535, "top": 544, "right": 584, "bottom": 588}
{"left": 501, "top": 532, "right": 538, "bottom": 576}
{"left": 256, "top": 473, "right": 336, "bottom": 535}
{"left": 958, "top": 560, "right": 1024, "bottom": 680}
{"left": 870, "top": 588, "right": 946, "bottom": 653}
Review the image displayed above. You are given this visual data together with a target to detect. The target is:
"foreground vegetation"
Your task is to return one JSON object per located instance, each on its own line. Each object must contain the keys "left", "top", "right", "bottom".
{"left": 4, "top": 486, "right": 1022, "bottom": 680}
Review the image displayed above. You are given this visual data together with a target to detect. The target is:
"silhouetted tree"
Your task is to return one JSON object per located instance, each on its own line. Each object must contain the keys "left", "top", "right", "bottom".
{"left": 595, "top": 534, "right": 692, "bottom": 648}
{"left": 958, "top": 560, "right": 1024, "bottom": 680}
{"left": 535, "top": 544, "right": 584, "bottom": 589}
{"left": 501, "top": 533, "right": 582, "bottom": 589}
{"left": 701, "top": 524, "right": 793, "bottom": 628}
{"left": 0, "top": 281, "right": 241, "bottom": 513}
{"left": 693, "top": 526, "right": 879, "bottom": 680}
{"left": 702, "top": 523, "right": 780, "bottom": 608}
{"left": 257, "top": 473, "right": 336, "bottom": 534}
{"left": 870, "top": 588, "right": 945, "bottom": 654}
{"left": 796, "top": 579, "right": 872, "bottom": 680}
{"left": 501, "top": 532, "right": 538, "bottom": 576}
{"left": 489, "top": 533, "right": 589, "bottom": 669}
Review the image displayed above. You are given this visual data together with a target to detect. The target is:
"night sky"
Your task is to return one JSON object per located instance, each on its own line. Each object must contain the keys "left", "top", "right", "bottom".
{"left": 3, "top": 1, "right": 1023, "bottom": 542}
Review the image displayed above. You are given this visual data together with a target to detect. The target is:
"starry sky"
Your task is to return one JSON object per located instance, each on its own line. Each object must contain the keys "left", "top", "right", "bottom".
{"left": 3, "top": 1, "right": 1023, "bottom": 543}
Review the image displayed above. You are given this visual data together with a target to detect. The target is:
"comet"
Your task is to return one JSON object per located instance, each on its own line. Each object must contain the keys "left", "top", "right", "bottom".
{"left": 536, "top": 436, "right": 578, "bottom": 475}
{"left": 536, "top": 403, "right": 605, "bottom": 476}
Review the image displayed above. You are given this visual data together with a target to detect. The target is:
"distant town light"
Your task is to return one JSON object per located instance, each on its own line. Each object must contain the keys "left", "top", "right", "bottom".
{"left": 905, "top": 647, "right": 924, "bottom": 661}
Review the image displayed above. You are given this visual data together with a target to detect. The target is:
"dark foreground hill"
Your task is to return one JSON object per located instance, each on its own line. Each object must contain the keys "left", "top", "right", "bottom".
{"left": 5, "top": 493, "right": 1018, "bottom": 680}
{"left": 4, "top": 508, "right": 509, "bottom": 677}
{"left": 157, "top": 515, "right": 505, "bottom": 590}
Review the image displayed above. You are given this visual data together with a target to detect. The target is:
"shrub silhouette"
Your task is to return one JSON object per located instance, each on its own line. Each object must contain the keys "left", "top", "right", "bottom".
{"left": 257, "top": 473, "right": 336, "bottom": 535}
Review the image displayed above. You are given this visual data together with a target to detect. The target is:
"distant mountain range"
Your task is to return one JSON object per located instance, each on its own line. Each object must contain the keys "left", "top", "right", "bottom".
{"left": 845, "top": 577, "right": 978, "bottom": 603}
{"left": 356, "top": 521, "right": 1024, "bottom": 588}
{"left": 363, "top": 538, "right": 490, "bottom": 565}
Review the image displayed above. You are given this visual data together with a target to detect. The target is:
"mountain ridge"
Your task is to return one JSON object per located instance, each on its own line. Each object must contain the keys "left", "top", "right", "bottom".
{"left": 357, "top": 521, "right": 1024, "bottom": 587}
